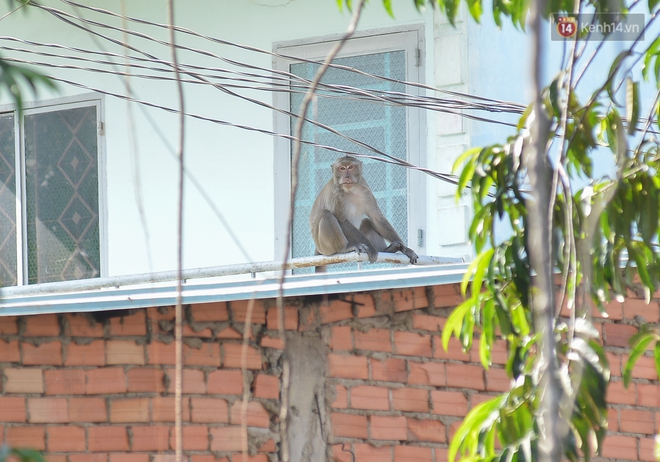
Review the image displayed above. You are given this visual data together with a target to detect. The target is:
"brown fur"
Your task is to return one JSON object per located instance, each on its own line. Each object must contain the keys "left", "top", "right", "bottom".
{"left": 309, "top": 156, "right": 418, "bottom": 271}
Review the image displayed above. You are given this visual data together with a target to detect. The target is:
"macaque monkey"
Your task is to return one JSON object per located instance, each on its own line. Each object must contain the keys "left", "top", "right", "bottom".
{"left": 309, "top": 156, "right": 418, "bottom": 269}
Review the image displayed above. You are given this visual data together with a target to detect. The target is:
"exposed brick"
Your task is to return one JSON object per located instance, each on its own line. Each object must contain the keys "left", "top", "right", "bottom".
{"left": 109, "top": 310, "right": 147, "bottom": 336}
{"left": 351, "top": 386, "right": 390, "bottom": 411}
{"left": 328, "top": 354, "right": 368, "bottom": 380}
{"left": 147, "top": 341, "right": 176, "bottom": 365}
{"left": 209, "top": 426, "right": 246, "bottom": 452}
{"left": 329, "top": 325, "right": 353, "bottom": 352}
{"left": 4, "top": 368, "right": 43, "bottom": 393}
{"left": 109, "top": 455, "right": 150, "bottom": 462}
{"left": 254, "top": 374, "right": 279, "bottom": 399}
{"left": 392, "top": 388, "right": 428, "bottom": 412}
{"left": 631, "top": 355, "right": 659, "bottom": 380}
{"left": 394, "top": 331, "right": 432, "bottom": 357}
{"left": 394, "top": 445, "right": 433, "bottom": 461}
{"left": 68, "top": 397, "right": 107, "bottom": 422}
{"left": 106, "top": 340, "right": 145, "bottom": 365}
{"left": 22, "top": 341, "right": 62, "bottom": 365}
{"left": 45, "top": 369, "right": 85, "bottom": 395}
{"left": 0, "top": 339, "right": 20, "bottom": 362}
{"left": 370, "top": 415, "right": 407, "bottom": 440}
{"left": 354, "top": 443, "right": 393, "bottom": 462}
{"left": 216, "top": 327, "right": 242, "bottom": 339}
{"left": 24, "top": 314, "right": 60, "bottom": 336}
{"left": 6, "top": 427, "right": 45, "bottom": 450}
{"left": 332, "top": 444, "right": 355, "bottom": 462}
{"left": 110, "top": 398, "right": 149, "bottom": 423}
{"left": 189, "top": 457, "right": 228, "bottom": 462}
{"left": 0, "top": 316, "right": 18, "bottom": 334}
{"left": 223, "top": 343, "right": 262, "bottom": 369}
{"left": 319, "top": 299, "right": 353, "bottom": 324}
{"left": 189, "top": 302, "right": 229, "bottom": 322}
{"left": 601, "top": 435, "right": 637, "bottom": 459}
{"left": 266, "top": 306, "right": 298, "bottom": 330}
{"left": 175, "top": 368, "right": 206, "bottom": 394}
{"left": 330, "top": 412, "right": 367, "bottom": 439}
{"left": 127, "top": 368, "right": 166, "bottom": 393}
{"left": 168, "top": 425, "right": 209, "bottom": 451}
{"left": 183, "top": 325, "right": 213, "bottom": 338}
{"left": 608, "top": 351, "right": 622, "bottom": 376}
{"left": 230, "top": 401, "right": 270, "bottom": 428}
{"left": 624, "top": 299, "right": 660, "bottom": 323}
{"left": 392, "top": 287, "right": 428, "bottom": 312}
{"left": 408, "top": 361, "right": 445, "bottom": 386}
{"left": 65, "top": 340, "right": 106, "bottom": 366}
{"left": 230, "top": 300, "right": 266, "bottom": 324}
{"left": 131, "top": 425, "right": 171, "bottom": 451}
{"left": 191, "top": 397, "right": 229, "bottom": 423}
{"left": 88, "top": 427, "right": 129, "bottom": 452}
{"left": 371, "top": 358, "right": 407, "bottom": 382}
{"left": 0, "top": 396, "right": 26, "bottom": 421}
{"left": 412, "top": 314, "right": 444, "bottom": 331}
{"left": 433, "top": 336, "right": 471, "bottom": 361}
{"left": 47, "top": 426, "right": 86, "bottom": 452}
{"left": 640, "top": 437, "right": 657, "bottom": 462}
{"left": 260, "top": 335, "right": 284, "bottom": 350}
{"left": 432, "top": 390, "right": 468, "bottom": 416}
{"left": 86, "top": 368, "right": 127, "bottom": 394}
{"left": 637, "top": 383, "right": 657, "bottom": 407}
{"left": 151, "top": 396, "right": 190, "bottom": 422}
{"left": 407, "top": 418, "right": 446, "bottom": 443}
{"left": 430, "top": 285, "right": 464, "bottom": 308}
{"left": 620, "top": 409, "right": 655, "bottom": 434}
{"left": 486, "top": 367, "right": 511, "bottom": 392}
{"left": 354, "top": 293, "right": 376, "bottom": 318}
{"left": 69, "top": 454, "right": 107, "bottom": 462}
{"left": 603, "top": 323, "right": 638, "bottom": 347}
{"left": 27, "top": 398, "right": 68, "bottom": 423}
{"left": 184, "top": 342, "right": 221, "bottom": 366}
{"left": 46, "top": 454, "right": 68, "bottom": 462}
{"left": 597, "top": 300, "right": 624, "bottom": 320}
{"left": 207, "top": 369, "right": 243, "bottom": 395}
{"left": 355, "top": 328, "right": 391, "bottom": 352}
{"left": 446, "top": 363, "right": 485, "bottom": 390}
{"left": 609, "top": 408, "right": 619, "bottom": 432}
{"left": 66, "top": 314, "right": 104, "bottom": 337}
{"left": 332, "top": 385, "right": 348, "bottom": 409}
{"left": 608, "top": 379, "right": 637, "bottom": 405}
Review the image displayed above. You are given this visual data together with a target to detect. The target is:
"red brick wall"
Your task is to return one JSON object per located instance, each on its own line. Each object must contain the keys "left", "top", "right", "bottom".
{"left": 0, "top": 283, "right": 657, "bottom": 462}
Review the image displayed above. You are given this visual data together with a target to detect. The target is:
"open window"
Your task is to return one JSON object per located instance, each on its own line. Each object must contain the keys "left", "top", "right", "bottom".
{"left": 0, "top": 97, "right": 105, "bottom": 286}
{"left": 273, "top": 27, "right": 426, "bottom": 271}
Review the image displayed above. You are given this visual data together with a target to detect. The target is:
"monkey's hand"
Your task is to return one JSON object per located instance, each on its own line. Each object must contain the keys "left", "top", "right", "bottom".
{"left": 384, "top": 242, "right": 418, "bottom": 264}
{"left": 350, "top": 243, "right": 379, "bottom": 263}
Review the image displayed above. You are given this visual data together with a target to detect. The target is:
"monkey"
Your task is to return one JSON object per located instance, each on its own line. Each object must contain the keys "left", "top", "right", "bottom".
{"left": 309, "top": 155, "right": 418, "bottom": 270}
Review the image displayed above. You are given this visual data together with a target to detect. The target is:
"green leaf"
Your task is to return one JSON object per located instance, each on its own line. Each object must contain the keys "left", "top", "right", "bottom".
{"left": 448, "top": 395, "right": 505, "bottom": 462}
{"left": 382, "top": 0, "right": 395, "bottom": 17}
{"left": 442, "top": 299, "right": 473, "bottom": 351}
{"left": 467, "top": 0, "right": 483, "bottom": 22}
{"left": 654, "top": 342, "right": 660, "bottom": 380}
{"left": 626, "top": 78, "right": 640, "bottom": 135}
{"left": 623, "top": 333, "right": 655, "bottom": 387}
{"left": 650, "top": 0, "right": 659, "bottom": 13}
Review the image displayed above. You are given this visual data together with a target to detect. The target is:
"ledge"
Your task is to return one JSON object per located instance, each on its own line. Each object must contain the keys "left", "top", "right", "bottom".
{"left": 0, "top": 254, "right": 468, "bottom": 316}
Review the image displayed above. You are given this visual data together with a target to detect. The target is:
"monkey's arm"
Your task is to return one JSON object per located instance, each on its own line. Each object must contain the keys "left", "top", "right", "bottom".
{"left": 363, "top": 193, "right": 418, "bottom": 264}
{"left": 339, "top": 220, "right": 380, "bottom": 263}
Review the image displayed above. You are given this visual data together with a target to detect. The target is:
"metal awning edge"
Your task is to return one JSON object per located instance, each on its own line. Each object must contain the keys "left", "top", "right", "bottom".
{"left": 0, "top": 263, "right": 468, "bottom": 317}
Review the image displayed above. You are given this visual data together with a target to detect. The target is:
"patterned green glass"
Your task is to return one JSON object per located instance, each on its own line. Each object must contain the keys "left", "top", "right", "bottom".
{"left": 25, "top": 106, "right": 100, "bottom": 284}
{"left": 0, "top": 114, "right": 17, "bottom": 287}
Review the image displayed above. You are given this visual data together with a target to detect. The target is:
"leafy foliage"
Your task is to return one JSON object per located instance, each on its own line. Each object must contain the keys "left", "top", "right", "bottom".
{"left": 411, "top": 0, "right": 660, "bottom": 460}
{"left": 0, "top": 57, "right": 56, "bottom": 115}
{"left": 0, "top": 447, "right": 45, "bottom": 462}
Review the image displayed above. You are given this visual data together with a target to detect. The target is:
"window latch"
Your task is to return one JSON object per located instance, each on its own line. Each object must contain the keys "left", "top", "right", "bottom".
{"left": 417, "top": 229, "right": 424, "bottom": 247}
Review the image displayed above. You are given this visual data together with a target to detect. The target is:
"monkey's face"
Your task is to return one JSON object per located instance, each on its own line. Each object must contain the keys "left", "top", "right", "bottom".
{"left": 333, "top": 161, "right": 361, "bottom": 190}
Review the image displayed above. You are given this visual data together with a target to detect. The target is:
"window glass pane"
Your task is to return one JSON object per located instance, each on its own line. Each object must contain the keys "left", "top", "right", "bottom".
{"left": 290, "top": 51, "right": 408, "bottom": 272}
{"left": 25, "top": 106, "right": 100, "bottom": 284}
{"left": 0, "top": 114, "right": 17, "bottom": 287}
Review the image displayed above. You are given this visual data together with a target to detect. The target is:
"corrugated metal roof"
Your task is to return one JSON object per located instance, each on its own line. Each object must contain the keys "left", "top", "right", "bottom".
{"left": 0, "top": 263, "right": 468, "bottom": 316}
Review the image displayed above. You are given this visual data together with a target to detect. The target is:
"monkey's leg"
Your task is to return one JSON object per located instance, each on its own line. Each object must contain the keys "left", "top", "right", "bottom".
{"left": 315, "top": 210, "right": 350, "bottom": 256}
{"left": 359, "top": 219, "right": 388, "bottom": 252}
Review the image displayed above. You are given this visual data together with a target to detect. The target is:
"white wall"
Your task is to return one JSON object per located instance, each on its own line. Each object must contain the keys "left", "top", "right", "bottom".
{"left": 0, "top": 0, "right": 437, "bottom": 278}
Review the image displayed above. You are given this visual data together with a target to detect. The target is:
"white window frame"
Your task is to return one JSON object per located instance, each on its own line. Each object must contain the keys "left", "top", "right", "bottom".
{"left": 272, "top": 26, "right": 426, "bottom": 261}
{"left": 1, "top": 93, "right": 107, "bottom": 286}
